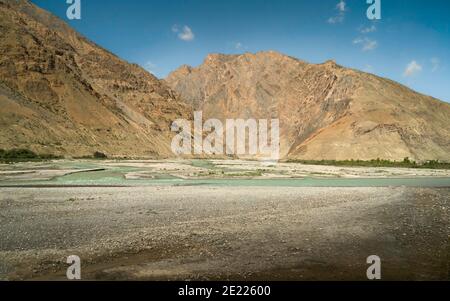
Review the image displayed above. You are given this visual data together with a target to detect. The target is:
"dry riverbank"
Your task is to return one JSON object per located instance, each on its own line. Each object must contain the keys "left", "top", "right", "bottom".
{"left": 0, "top": 186, "right": 448, "bottom": 280}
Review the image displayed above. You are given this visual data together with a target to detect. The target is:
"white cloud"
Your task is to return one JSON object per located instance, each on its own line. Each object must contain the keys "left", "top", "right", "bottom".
{"left": 403, "top": 60, "right": 422, "bottom": 77}
{"left": 179, "top": 26, "right": 195, "bottom": 41}
{"left": 328, "top": 15, "right": 344, "bottom": 24}
{"left": 337, "top": 0, "right": 346, "bottom": 12}
{"left": 328, "top": 1, "right": 346, "bottom": 24}
{"left": 431, "top": 57, "right": 440, "bottom": 72}
{"left": 360, "top": 24, "right": 377, "bottom": 33}
{"left": 172, "top": 25, "right": 195, "bottom": 42}
{"left": 353, "top": 37, "right": 378, "bottom": 51}
{"left": 144, "top": 61, "right": 157, "bottom": 74}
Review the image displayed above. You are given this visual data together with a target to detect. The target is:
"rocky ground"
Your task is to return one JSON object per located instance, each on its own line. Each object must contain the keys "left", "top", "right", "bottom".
{"left": 0, "top": 185, "right": 448, "bottom": 281}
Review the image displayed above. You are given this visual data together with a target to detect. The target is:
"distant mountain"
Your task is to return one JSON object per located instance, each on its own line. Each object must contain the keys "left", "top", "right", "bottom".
{"left": 166, "top": 51, "right": 450, "bottom": 161}
{"left": 1, "top": 0, "right": 449, "bottom": 162}
{"left": 0, "top": 0, "right": 190, "bottom": 158}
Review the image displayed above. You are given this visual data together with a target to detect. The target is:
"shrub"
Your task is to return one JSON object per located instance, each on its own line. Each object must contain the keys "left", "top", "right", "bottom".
{"left": 286, "top": 158, "right": 449, "bottom": 169}
{"left": 93, "top": 151, "right": 107, "bottom": 159}
{"left": 0, "top": 149, "right": 61, "bottom": 162}
{"left": 0, "top": 149, "right": 39, "bottom": 159}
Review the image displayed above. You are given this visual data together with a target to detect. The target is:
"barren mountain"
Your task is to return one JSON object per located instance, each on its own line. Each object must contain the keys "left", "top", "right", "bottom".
{"left": 0, "top": 0, "right": 190, "bottom": 157}
{"left": 166, "top": 51, "right": 450, "bottom": 161}
{"left": 1, "top": 0, "right": 449, "bottom": 161}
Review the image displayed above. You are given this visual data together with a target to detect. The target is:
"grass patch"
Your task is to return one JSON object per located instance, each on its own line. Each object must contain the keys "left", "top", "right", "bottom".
{"left": 191, "top": 160, "right": 216, "bottom": 170}
{"left": 286, "top": 158, "right": 450, "bottom": 170}
{"left": 0, "top": 148, "right": 62, "bottom": 163}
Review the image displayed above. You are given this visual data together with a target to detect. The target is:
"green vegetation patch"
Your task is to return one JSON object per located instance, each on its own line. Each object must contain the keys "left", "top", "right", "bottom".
{"left": 0, "top": 149, "right": 62, "bottom": 163}
{"left": 286, "top": 158, "right": 450, "bottom": 170}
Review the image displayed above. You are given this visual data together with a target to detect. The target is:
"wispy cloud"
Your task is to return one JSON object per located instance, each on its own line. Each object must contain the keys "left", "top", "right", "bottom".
{"left": 403, "top": 60, "right": 422, "bottom": 77}
{"left": 431, "top": 57, "right": 440, "bottom": 72}
{"left": 353, "top": 37, "right": 378, "bottom": 51}
{"left": 144, "top": 61, "right": 157, "bottom": 74}
{"left": 360, "top": 24, "right": 377, "bottom": 33}
{"left": 336, "top": 0, "right": 346, "bottom": 12}
{"left": 354, "top": 22, "right": 377, "bottom": 52}
{"left": 328, "top": 0, "right": 347, "bottom": 24}
{"left": 364, "top": 65, "right": 374, "bottom": 73}
{"left": 172, "top": 25, "right": 195, "bottom": 42}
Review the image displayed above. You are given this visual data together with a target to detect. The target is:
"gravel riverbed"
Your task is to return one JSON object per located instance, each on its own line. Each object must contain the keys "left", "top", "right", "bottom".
{"left": 0, "top": 186, "right": 448, "bottom": 280}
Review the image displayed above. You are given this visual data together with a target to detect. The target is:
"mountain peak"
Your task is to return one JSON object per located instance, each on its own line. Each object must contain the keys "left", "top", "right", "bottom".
{"left": 323, "top": 59, "right": 337, "bottom": 65}
{"left": 166, "top": 52, "right": 450, "bottom": 161}
{"left": 0, "top": 0, "right": 190, "bottom": 157}
{"left": 203, "top": 51, "right": 299, "bottom": 64}
{"left": 204, "top": 53, "right": 239, "bottom": 64}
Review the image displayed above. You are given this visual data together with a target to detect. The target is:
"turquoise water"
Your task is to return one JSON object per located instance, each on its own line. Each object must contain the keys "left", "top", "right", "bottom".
{"left": 190, "top": 160, "right": 216, "bottom": 170}
{"left": 1, "top": 173, "right": 449, "bottom": 188}
{"left": 1, "top": 160, "right": 449, "bottom": 188}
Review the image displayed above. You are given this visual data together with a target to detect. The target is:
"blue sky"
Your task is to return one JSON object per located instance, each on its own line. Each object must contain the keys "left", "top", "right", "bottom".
{"left": 31, "top": 0, "right": 450, "bottom": 102}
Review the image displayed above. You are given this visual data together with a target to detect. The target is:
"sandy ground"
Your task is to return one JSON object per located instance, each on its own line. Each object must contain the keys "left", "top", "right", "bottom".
{"left": 0, "top": 186, "right": 448, "bottom": 281}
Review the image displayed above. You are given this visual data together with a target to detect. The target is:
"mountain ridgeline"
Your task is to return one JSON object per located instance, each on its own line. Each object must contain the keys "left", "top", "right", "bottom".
{"left": 0, "top": 0, "right": 449, "bottom": 161}
{"left": 0, "top": 0, "right": 190, "bottom": 158}
{"left": 166, "top": 52, "right": 450, "bottom": 161}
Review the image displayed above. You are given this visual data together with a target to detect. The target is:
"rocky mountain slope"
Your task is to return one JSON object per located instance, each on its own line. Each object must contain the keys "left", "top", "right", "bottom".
{"left": 166, "top": 51, "right": 450, "bottom": 161}
{"left": 1, "top": 0, "right": 449, "bottom": 161}
{"left": 0, "top": 0, "right": 190, "bottom": 158}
